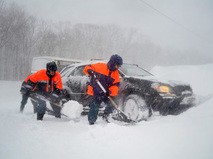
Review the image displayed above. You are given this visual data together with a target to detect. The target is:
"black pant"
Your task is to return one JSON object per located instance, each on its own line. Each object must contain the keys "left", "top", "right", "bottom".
{"left": 88, "top": 96, "right": 113, "bottom": 124}
{"left": 20, "top": 93, "right": 40, "bottom": 113}
{"left": 20, "top": 93, "right": 29, "bottom": 111}
{"left": 36, "top": 99, "right": 61, "bottom": 120}
{"left": 50, "top": 103, "right": 61, "bottom": 118}
{"left": 21, "top": 94, "right": 61, "bottom": 120}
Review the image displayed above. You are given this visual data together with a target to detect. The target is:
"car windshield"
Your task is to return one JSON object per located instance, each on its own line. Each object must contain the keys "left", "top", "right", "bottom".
{"left": 119, "top": 63, "right": 152, "bottom": 77}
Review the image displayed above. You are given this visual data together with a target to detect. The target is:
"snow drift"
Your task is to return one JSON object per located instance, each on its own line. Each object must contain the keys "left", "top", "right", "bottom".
{"left": 0, "top": 63, "right": 213, "bottom": 159}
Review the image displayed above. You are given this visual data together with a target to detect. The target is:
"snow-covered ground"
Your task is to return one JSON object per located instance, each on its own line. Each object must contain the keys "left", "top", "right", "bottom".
{"left": 0, "top": 64, "right": 213, "bottom": 159}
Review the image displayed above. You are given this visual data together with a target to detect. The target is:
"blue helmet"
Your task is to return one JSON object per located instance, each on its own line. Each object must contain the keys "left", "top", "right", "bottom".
{"left": 107, "top": 54, "right": 123, "bottom": 71}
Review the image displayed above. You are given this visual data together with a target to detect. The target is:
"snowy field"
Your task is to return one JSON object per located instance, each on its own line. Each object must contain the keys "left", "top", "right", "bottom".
{"left": 0, "top": 64, "right": 213, "bottom": 159}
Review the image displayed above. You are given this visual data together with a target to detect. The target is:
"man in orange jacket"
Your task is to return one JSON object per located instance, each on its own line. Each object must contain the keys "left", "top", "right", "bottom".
{"left": 83, "top": 54, "right": 123, "bottom": 125}
{"left": 20, "top": 61, "right": 63, "bottom": 120}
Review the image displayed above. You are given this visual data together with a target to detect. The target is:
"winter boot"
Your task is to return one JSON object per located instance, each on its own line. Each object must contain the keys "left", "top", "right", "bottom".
{"left": 20, "top": 104, "right": 25, "bottom": 113}
{"left": 37, "top": 113, "right": 44, "bottom": 120}
{"left": 89, "top": 122, "right": 94, "bottom": 125}
{"left": 54, "top": 109, "right": 61, "bottom": 118}
{"left": 55, "top": 114, "right": 61, "bottom": 118}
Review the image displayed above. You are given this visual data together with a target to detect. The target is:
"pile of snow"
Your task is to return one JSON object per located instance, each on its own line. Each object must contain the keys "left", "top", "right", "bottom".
{"left": 0, "top": 64, "right": 213, "bottom": 159}
{"left": 62, "top": 100, "right": 83, "bottom": 119}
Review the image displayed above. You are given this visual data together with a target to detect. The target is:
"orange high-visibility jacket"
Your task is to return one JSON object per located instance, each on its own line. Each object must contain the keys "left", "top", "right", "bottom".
{"left": 24, "top": 69, "right": 62, "bottom": 93}
{"left": 83, "top": 62, "right": 120, "bottom": 97}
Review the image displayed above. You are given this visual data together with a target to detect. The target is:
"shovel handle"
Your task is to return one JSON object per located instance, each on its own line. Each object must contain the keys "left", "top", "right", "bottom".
{"left": 95, "top": 78, "right": 119, "bottom": 109}
{"left": 108, "top": 96, "right": 118, "bottom": 109}
{"left": 93, "top": 75, "right": 135, "bottom": 123}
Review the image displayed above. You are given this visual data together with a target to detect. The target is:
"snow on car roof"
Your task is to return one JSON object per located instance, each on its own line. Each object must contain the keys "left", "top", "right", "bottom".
{"left": 64, "top": 59, "right": 107, "bottom": 67}
{"left": 32, "top": 56, "right": 82, "bottom": 62}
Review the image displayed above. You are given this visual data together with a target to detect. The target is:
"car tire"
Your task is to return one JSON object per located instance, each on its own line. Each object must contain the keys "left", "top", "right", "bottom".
{"left": 123, "top": 94, "right": 151, "bottom": 121}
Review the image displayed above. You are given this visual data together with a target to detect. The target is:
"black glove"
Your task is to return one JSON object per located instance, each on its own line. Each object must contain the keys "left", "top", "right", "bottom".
{"left": 20, "top": 86, "right": 29, "bottom": 95}
{"left": 105, "top": 90, "right": 110, "bottom": 97}
{"left": 20, "top": 80, "right": 35, "bottom": 95}
{"left": 87, "top": 69, "right": 94, "bottom": 77}
{"left": 99, "top": 90, "right": 110, "bottom": 100}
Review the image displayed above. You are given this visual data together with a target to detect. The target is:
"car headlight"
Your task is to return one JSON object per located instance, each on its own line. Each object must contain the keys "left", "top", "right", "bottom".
{"left": 151, "top": 83, "right": 172, "bottom": 94}
{"left": 157, "top": 85, "right": 170, "bottom": 93}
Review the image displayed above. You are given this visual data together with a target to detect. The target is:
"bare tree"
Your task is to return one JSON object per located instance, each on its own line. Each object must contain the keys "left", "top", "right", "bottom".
{"left": 2, "top": 1, "right": 206, "bottom": 80}
{"left": 0, "top": 2, "right": 38, "bottom": 80}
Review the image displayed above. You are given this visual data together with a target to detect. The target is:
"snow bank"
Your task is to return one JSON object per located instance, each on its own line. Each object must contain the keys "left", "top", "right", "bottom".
{"left": 151, "top": 63, "right": 213, "bottom": 96}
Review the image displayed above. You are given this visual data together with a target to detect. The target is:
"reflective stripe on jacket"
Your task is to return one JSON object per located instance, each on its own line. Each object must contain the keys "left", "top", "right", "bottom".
{"left": 24, "top": 69, "right": 62, "bottom": 93}
{"left": 83, "top": 63, "right": 120, "bottom": 97}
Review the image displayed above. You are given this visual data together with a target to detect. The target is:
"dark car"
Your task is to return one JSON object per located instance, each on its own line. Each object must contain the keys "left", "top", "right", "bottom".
{"left": 60, "top": 61, "right": 195, "bottom": 122}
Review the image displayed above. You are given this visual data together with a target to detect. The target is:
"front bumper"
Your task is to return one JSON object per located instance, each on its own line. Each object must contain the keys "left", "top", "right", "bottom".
{"left": 151, "top": 91, "right": 195, "bottom": 115}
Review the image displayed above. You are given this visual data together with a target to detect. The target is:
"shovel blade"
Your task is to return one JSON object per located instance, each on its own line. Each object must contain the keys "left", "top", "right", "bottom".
{"left": 112, "top": 109, "right": 136, "bottom": 123}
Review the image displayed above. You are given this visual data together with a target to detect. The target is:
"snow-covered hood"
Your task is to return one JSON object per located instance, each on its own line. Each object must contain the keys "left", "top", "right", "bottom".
{"left": 124, "top": 75, "right": 190, "bottom": 87}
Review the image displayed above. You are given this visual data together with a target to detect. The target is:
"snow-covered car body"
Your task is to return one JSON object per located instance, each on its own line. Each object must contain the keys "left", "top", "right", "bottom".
{"left": 61, "top": 61, "right": 195, "bottom": 121}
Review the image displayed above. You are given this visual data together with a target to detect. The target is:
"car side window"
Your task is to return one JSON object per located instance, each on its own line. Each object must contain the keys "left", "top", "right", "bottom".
{"left": 72, "top": 66, "right": 86, "bottom": 76}
{"left": 61, "top": 66, "right": 74, "bottom": 77}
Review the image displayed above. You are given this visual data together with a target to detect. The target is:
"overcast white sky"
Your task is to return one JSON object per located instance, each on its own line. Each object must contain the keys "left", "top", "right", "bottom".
{"left": 6, "top": 0, "right": 213, "bottom": 58}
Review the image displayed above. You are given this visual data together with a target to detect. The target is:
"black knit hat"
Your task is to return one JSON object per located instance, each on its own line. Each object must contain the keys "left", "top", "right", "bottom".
{"left": 46, "top": 61, "right": 57, "bottom": 72}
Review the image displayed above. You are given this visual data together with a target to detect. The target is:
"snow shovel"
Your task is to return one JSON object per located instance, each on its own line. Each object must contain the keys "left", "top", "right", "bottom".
{"left": 30, "top": 93, "right": 81, "bottom": 121}
{"left": 30, "top": 93, "right": 63, "bottom": 108}
{"left": 30, "top": 93, "right": 72, "bottom": 117}
{"left": 93, "top": 74, "right": 136, "bottom": 123}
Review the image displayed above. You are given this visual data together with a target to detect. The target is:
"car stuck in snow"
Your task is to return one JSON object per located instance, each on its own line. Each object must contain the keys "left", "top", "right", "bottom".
{"left": 60, "top": 60, "right": 195, "bottom": 122}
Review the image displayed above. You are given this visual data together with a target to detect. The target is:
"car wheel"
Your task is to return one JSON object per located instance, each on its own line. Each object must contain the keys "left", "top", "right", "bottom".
{"left": 123, "top": 94, "right": 151, "bottom": 121}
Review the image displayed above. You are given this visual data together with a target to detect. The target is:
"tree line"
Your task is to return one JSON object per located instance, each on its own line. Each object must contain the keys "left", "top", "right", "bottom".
{"left": 0, "top": 1, "right": 207, "bottom": 80}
